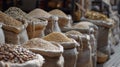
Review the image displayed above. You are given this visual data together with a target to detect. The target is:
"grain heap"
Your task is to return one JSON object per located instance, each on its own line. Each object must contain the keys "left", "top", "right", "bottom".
{"left": 73, "top": 21, "right": 94, "bottom": 29}
{"left": 85, "top": 11, "right": 108, "bottom": 21}
{"left": 0, "top": 44, "right": 37, "bottom": 63}
{"left": 5, "top": 7, "right": 45, "bottom": 24}
{"left": 65, "top": 30, "right": 82, "bottom": 35}
{"left": 49, "top": 9, "right": 67, "bottom": 18}
{"left": 28, "top": 8, "right": 52, "bottom": 19}
{"left": 4, "top": 7, "right": 27, "bottom": 18}
{"left": 43, "top": 32, "right": 72, "bottom": 42}
{"left": 0, "top": 11, "right": 22, "bottom": 27}
{"left": 23, "top": 38, "right": 59, "bottom": 50}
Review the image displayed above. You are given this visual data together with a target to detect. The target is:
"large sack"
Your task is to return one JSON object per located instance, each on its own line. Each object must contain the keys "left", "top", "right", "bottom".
{"left": 57, "top": 40, "right": 79, "bottom": 67}
{"left": 23, "top": 38, "right": 64, "bottom": 67}
{"left": 0, "top": 24, "right": 5, "bottom": 43}
{"left": 84, "top": 18, "right": 114, "bottom": 58}
{"left": 0, "top": 55, "right": 44, "bottom": 67}
{"left": 76, "top": 35, "right": 93, "bottom": 67}
{"left": 63, "top": 48, "right": 78, "bottom": 67}
{"left": 0, "top": 11, "right": 28, "bottom": 44}
{"left": 65, "top": 29, "right": 96, "bottom": 67}
{"left": 42, "top": 32, "right": 79, "bottom": 67}
{"left": 0, "top": 44, "right": 44, "bottom": 67}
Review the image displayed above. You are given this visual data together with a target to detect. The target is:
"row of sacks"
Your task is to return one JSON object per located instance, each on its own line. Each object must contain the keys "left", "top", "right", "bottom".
{"left": 0, "top": 7, "right": 117, "bottom": 67}
{"left": 0, "top": 31, "right": 94, "bottom": 67}
{"left": 0, "top": 7, "right": 94, "bottom": 67}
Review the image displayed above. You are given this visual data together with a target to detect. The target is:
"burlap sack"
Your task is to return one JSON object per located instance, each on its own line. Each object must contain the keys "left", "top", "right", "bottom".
{"left": 65, "top": 29, "right": 97, "bottom": 67}
{"left": 60, "top": 40, "right": 79, "bottom": 67}
{"left": 25, "top": 19, "right": 48, "bottom": 39}
{"left": 110, "top": 15, "right": 120, "bottom": 45}
{"left": 0, "top": 24, "right": 5, "bottom": 43}
{"left": 27, "top": 42, "right": 64, "bottom": 67}
{"left": 42, "top": 55, "right": 64, "bottom": 67}
{"left": 76, "top": 35, "right": 93, "bottom": 67}
{"left": 63, "top": 48, "right": 78, "bottom": 67}
{"left": 2, "top": 22, "right": 28, "bottom": 44}
{"left": 49, "top": 9, "right": 69, "bottom": 29}
{"left": 0, "top": 54, "right": 44, "bottom": 67}
{"left": 84, "top": 19, "right": 114, "bottom": 58}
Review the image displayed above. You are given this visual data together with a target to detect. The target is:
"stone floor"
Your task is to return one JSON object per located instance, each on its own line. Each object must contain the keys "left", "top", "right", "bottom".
{"left": 97, "top": 44, "right": 120, "bottom": 67}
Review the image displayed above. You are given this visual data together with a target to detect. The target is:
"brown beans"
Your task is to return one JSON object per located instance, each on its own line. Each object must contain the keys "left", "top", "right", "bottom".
{"left": 0, "top": 44, "right": 36, "bottom": 63}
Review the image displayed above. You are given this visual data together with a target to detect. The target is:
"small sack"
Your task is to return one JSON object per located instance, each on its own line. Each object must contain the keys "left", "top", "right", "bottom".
{"left": 0, "top": 24, "right": 5, "bottom": 43}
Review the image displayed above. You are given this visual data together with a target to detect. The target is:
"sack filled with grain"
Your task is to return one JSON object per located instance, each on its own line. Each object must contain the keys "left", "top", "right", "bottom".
{"left": 5, "top": 7, "right": 48, "bottom": 39}
{"left": 0, "top": 24, "right": 5, "bottom": 44}
{"left": 109, "top": 15, "right": 120, "bottom": 45}
{"left": 65, "top": 30, "right": 96, "bottom": 67}
{"left": 76, "top": 35, "right": 93, "bottom": 67}
{"left": 49, "top": 9, "right": 69, "bottom": 29}
{"left": 0, "top": 11, "right": 28, "bottom": 44}
{"left": 23, "top": 38, "right": 64, "bottom": 67}
{"left": 83, "top": 16, "right": 114, "bottom": 58}
{"left": 28, "top": 8, "right": 61, "bottom": 35}
{"left": 0, "top": 44, "right": 44, "bottom": 67}
{"left": 42, "top": 32, "right": 79, "bottom": 67}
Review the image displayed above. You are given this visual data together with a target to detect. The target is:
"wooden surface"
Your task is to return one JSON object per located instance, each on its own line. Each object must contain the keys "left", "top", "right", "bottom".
{"left": 97, "top": 44, "right": 120, "bottom": 67}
